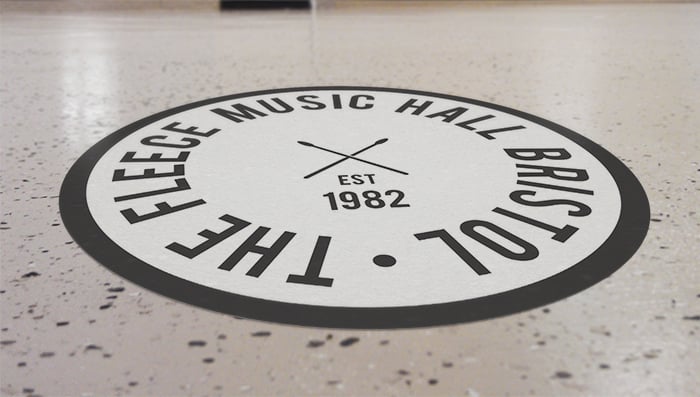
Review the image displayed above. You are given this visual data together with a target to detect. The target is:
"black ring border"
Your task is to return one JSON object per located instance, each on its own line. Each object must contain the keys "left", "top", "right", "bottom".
{"left": 59, "top": 86, "right": 650, "bottom": 329}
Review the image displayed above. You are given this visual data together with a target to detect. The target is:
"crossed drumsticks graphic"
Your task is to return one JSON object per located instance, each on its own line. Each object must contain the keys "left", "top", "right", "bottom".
{"left": 298, "top": 138, "right": 409, "bottom": 179}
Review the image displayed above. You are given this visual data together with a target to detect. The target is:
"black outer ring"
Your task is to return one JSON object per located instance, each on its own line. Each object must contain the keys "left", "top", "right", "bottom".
{"left": 59, "top": 86, "right": 650, "bottom": 329}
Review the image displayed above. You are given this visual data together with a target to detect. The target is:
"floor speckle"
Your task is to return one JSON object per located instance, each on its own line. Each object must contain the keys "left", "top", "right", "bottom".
{"left": 307, "top": 340, "right": 325, "bottom": 348}
{"left": 339, "top": 337, "right": 360, "bottom": 347}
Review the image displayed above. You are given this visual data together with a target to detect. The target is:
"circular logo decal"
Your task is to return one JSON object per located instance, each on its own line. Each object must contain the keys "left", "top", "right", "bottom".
{"left": 60, "top": 87, "right": 649, "bottom": 328}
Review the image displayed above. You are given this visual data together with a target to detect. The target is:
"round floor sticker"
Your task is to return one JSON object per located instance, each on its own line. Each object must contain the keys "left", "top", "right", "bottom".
{"left": 60, "top": 87, "right": 649, "bottom": 328}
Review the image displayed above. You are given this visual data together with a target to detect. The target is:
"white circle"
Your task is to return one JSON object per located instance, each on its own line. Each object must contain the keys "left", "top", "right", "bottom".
{"left": 84, "top": 89, "right": 621, "bottom": 308}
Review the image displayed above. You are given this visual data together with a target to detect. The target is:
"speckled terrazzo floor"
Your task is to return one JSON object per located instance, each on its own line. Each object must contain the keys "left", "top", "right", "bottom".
{"left": 1, "top": 1, "right": 699, "bottom": 396}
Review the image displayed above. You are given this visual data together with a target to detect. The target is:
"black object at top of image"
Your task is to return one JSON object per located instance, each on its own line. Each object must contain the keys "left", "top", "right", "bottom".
{"left": 220, "top": 0, "right": 311, "bottom": 10}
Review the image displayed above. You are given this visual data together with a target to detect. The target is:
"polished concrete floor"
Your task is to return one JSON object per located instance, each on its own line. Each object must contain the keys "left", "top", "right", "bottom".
{"left": 1, "top": 1, "right": 699, "bottom": 396}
